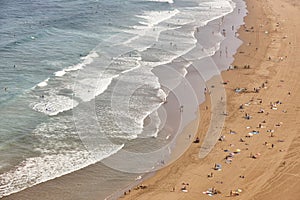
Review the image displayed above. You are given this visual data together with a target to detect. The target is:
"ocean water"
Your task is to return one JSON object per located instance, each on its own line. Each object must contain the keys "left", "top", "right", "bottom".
{"left": 0, "top": 0, "right": 242, "bottom": 198}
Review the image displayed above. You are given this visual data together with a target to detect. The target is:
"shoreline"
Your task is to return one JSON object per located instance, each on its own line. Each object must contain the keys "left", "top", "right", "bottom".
{"left": 1, "top": 1, "right": 248, "bottom": 200}
{"left": 119, "top": 0, "right": 300, "bottom": 199}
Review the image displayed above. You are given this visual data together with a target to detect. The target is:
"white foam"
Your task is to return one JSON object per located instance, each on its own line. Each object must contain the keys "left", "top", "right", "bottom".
{"left": 54, "top": 70, "right": 66, "bottom": 77}
{"left": 134, "top": 9, "right": 180, "bottom": 29}
{"left": 135, "top": 9, "right": 180, "bottom": 27}
{"left": 75, "top": 77, "right": 115, "bottom": 102}
{"left": 164, "top": 12, "right": 195, "bottom": 26}
{"left": 142, "top": 110, "right": 161, "bottom": 138}
{"left": 37, "top": 78, "right": 49, "bottom": 88}
{"left": 30, "top": 51, "right": 102, "bottom": 116}
{"left": 31, "top": 95, "right": 78, "bottom": 116}
{"left": 65, "top": 52, "right": 99, "bottom": 72}
{"left": 74, "top": 53, "right": 145, "bottom": 102}
{"left": 148, "top": 0, "right": 174, "bottom": 4}
{"left": 53, "top": 52, "right": 99, "bottom": 77}
{"left": 194, "top": 0, "right": 235, "bottom": 26}
{"left": 110, "top": 134, "right": 138, "bottom": 140}
{"left": 0, "top": 144, "right": 124, "bottom": 198}
{"left": 157, "top": 88, "right": 167, "bottom": 101}
{"left": 109, "top": 65, "right": 166, "bottom": 138}
{"left": 122, "top": 9, "right": 180, "bottom": 51}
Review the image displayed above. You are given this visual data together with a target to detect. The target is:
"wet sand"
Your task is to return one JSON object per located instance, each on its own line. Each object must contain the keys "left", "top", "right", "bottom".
{"left": 119, "top": 0, "right": 300, "bottom": 199}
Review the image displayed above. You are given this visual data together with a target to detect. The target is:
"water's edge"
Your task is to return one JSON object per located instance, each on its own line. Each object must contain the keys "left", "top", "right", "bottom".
{"left": 105, "top": 0, "right": 247, "bottom": 199}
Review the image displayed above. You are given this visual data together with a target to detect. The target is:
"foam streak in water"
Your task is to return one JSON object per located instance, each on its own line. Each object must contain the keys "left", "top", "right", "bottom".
{"left": 147, "top": 0, "right": 174, "bottom": 4}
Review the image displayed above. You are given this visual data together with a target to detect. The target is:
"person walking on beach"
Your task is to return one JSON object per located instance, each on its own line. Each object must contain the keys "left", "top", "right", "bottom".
{"left": 180, "top": 105, "right": 184, "bottom": 112}
{"left": 225, "top": 46, "right": 228, "bottom": 57}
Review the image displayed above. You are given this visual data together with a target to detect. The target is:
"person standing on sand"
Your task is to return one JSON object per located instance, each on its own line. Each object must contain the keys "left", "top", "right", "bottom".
{"left": 180, "top": 105, "right": 184, "bottom": 112}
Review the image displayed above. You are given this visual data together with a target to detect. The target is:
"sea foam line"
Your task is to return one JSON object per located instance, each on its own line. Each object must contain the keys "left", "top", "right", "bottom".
{"left": 54, "top": 51, "right": 99, "bottom": 77}
{"left": 147, "top": 0, "right": 174, "bottom": 4}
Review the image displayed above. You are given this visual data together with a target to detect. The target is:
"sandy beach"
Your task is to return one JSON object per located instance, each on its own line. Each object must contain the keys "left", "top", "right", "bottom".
{"left": 119, "top": 0, "right": 300, "bottom": 199}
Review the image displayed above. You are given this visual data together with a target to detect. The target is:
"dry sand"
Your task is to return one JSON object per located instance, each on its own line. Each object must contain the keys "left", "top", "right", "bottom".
{"left": 120, "top": 0, "right": 300, "bottom": 199}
